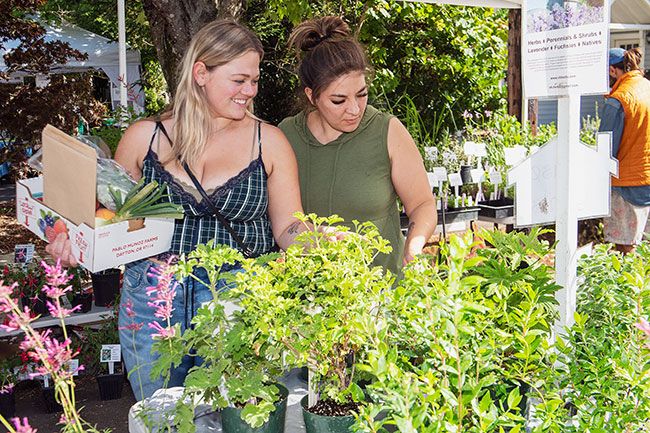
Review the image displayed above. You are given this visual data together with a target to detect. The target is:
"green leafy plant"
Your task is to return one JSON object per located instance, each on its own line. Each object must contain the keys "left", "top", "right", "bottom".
{"left": 356, "top": 230, "right": 559, "bottom": 432}
{"left": 234, "top": 213, "right": 395, "bottom": 411}
{"left": 148, "top": 243, "right": 286, "bottom": 431}
{"left": 537, "top": 243, "right": 650, "bottom": 432}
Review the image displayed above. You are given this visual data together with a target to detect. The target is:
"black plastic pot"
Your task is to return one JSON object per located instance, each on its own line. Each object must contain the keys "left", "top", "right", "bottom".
{"left": 91, "top": 268, "right": 121, "bottom": 307}
{"left": 22, "top": 294, "right": 49, "bottom": 317}
{"left": 41, "top": 385, "right": 63, "bottom": 413}
{"left": 72, "top": 292, "right": 93, "bottom": 313}
{"left": 221, "top": 383, "right": 289, "bottom": 433}
{"left": 96, "top": 373, "right": 124, "bottom": 401}
{"left": 460, "top": 165, "right": 473, "bottom": 184}
{"left": 0, "top": 390, "right": 15, "bottom": 419}
{"left": 301, "top": 395, "right": 355, "bottom": 433}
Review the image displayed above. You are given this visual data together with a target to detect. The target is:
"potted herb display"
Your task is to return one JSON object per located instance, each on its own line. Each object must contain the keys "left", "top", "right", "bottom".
{"left": 234, "top": 214, "right": 395, "bottom": 433}
{"left": 150, "top": 243, "right": 290, "bottom": 433}
{"left": 356, "top": 230, "right": 559, "bottom": 432}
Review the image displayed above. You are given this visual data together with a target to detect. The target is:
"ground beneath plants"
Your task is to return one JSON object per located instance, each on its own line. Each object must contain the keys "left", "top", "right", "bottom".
{"left": 13, "top": 375, "right": 136, "bottom": 432}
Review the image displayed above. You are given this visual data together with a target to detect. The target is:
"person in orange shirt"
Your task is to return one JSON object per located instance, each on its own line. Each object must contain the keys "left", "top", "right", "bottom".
{"left": 600, "top": 47, "right": 650, "bottom": 253}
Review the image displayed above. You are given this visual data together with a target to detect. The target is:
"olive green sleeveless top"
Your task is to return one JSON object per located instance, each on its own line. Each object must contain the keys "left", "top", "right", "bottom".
{"left": 279, "top": 105, "right": 404, "bottom": 274}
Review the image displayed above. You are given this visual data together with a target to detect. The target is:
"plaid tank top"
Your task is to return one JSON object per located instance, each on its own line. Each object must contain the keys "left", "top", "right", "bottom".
{"left": 142, "top": 121, "right": 276, "bottom": 256}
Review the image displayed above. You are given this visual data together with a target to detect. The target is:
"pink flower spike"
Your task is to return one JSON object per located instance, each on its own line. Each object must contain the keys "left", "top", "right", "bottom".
{"left": 11, "top": 417, "right": 37, "bottom": 433}
{"left": 46, "top": 300, "right": 80, "bottom": 318}
{"left": 119, "top": 322, "right": 143, "bottom": 332}
{"left": 148, "top": 321, "right": 176, "bottom": 340}
{"left": 40, "top": 260, "right": 72, "bottom": 288}
{"left": 125, "top": 299, "right": 136, "bottom": 318}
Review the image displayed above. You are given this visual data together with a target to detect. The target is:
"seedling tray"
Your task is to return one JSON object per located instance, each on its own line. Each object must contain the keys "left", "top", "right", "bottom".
{"left": 441, "top": 206, "right": 480, "bottom": 224}
{"left": 478, "top": 198, "right": 514, "bottom": 219}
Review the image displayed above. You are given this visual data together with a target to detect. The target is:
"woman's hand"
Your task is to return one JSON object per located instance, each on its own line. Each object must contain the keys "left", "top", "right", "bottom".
{"left": 44, "top": 233, "right": 78, "bottom": 267}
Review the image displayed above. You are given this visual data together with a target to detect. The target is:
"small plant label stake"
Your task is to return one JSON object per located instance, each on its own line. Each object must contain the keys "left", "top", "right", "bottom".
{"left": 100, "top": 344, "right": 121, "bottom": 375}
{"left": 448, "top": 173, "right": 463, "bottom": 198}
{"left": 14, "top": 244, "right": 35, "bottom": 264}
{"left": 470, "top": 168, "right": 485, "bottom": 203}
{"left": 428, "top": 167, "right": 448, "bottom": 209}
{"left": 489, "top": 170, "right": 502, "bottom": 200}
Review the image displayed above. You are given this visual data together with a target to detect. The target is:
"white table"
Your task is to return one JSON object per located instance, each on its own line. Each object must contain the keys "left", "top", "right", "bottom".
{"left": 128, "top": 369, "right": 309, "bottom": 433}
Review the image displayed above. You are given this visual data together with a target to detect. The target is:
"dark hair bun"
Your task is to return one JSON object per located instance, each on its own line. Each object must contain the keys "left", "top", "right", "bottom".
{"left": 289, "top": 16, "right": 351, "bottom": 54}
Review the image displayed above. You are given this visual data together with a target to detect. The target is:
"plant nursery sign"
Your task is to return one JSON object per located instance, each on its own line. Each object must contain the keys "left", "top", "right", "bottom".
{"left": 508, "top": 133, "right": 617, "bottom": 226}
{"left": 523, "top": 0, "right": 609, "bottom": 97}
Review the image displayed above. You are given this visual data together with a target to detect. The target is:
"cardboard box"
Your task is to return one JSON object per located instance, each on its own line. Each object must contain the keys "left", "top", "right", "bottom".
{"left": 16, "top": 125, "right": 174, "bottom": 272}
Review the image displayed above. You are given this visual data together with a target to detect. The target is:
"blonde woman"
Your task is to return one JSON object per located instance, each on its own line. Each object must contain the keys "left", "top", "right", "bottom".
{"left": 47, "top": 19, "right": 306, "bottom": 400}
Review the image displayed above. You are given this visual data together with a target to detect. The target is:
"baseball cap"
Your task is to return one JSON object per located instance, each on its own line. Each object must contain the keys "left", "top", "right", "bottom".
{"left": 609, "top": 48, "right": 625, "bottom": 66}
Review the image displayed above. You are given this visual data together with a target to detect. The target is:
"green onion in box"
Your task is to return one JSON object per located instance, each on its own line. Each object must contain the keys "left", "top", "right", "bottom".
{"left": 105, "top": 178, "right": 184, "bottom": 224}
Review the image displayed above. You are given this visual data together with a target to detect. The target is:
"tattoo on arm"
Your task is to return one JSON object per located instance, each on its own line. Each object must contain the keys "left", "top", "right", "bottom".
{"left": 287, "top": 221, "right": 302, "bottom": 236}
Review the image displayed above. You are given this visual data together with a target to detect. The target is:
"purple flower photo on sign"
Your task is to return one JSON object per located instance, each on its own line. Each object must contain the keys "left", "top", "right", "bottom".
{"left": 527, "top": 0, "right": 604, "bottom": 33}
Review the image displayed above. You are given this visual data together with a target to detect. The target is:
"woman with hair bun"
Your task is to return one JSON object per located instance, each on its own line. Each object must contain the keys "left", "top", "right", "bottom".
{"left": 600, "top": 47, "right": 650, "bottom": 254}
{"left": 279, "top": 16, "right": 437, "bottom": 274}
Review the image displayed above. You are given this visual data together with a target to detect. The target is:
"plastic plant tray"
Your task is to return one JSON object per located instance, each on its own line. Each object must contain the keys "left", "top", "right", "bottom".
{"left": 477, "top": 198, "right": 514, "bottom": 219}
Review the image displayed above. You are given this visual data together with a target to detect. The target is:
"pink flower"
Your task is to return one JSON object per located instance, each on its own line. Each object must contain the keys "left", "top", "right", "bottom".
{"left": 125, "top": 299, "right": 136, "bottom": 318}
{"left": 40, "top": 260, "right": 72, "bottom": 289}
{"left": 41, "top": 283, "right": 72, "bottom": 300}
{"left": 11, "top": 417, "right": 37, "bottom": 433}
{"left": 0, "top": 383, "right": 14, "bottom": 394}
{"left": 46, "top": 300, "right": 80, "bottom": 319}
{"left": 148, "top": 321, "right": 176, "bottom": 340}
{"left": 146, "top": 263, "right": 177, "bottom": 322}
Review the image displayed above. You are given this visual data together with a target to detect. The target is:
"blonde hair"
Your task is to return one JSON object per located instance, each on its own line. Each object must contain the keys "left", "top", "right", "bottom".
{"left": 162, "top": 19, "right": 263, "bottom": 166}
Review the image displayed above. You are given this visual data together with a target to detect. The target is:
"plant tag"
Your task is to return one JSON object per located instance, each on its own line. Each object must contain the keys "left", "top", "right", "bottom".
{"left": 432, "top": 166, "right": 448, "bottom": 182}
{"left": 43, "top": 375, "right": 49, "bottom": 388}
{"left": 473, "top": 142, "right": 487, "bottom": 157}
{"left": 504, "top": 146, "right": 527, "bottom": 166}
{"left": 470, "top": 168, "right": 484, "bottom": 183}
{"left": 489, "top": 170, "right": 502, "bottom": 185}
{"left": 426, "top": 173, "right": 438, "bottom": 189}
{"left": 14, "top": 244, "right": 35, "bottom": 264}
{"left": 65, "top": 360, "right": 80, "bottom": 376}
{"left": 100, "top": 344, "right": 121, "bottom": 363}
{"left": 448, "top": 173, "right": 463, "bottom": 187}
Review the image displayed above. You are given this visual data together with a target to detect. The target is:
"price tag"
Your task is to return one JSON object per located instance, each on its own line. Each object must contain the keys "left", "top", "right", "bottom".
{"left": 489, "top": 170, "right": 502, "bottom": 185}
{"left": 100, "top": 344, "right": 121, "bottom": 363}
{"left": 504, "top": 146, "right": 527, "bottom": 166}
{"left": 470, "top": 168, "right": 485, "bottom": 183}
{"left": 448, "top": 173, "right": 463, "bottom": 187}
{"left": 463, "top": 141, "right": 477, "bottom": 156}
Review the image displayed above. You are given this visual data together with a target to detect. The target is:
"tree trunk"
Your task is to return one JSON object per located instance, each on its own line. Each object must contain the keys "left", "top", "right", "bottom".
{"left": 507, "top": 8, "right": 522, "bottom": 122}
{"left": 142, "top": 0, "right": 245, "bottom": 95}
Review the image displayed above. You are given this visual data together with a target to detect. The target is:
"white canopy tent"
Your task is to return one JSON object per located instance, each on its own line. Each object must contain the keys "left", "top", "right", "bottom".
{"left": 0, "top": 18, "right": 144, "bottom": 111}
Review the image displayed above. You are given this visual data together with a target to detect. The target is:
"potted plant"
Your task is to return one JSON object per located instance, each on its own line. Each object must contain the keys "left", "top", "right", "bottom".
{"left": 535, "top": 243, "right": 650, "bottom": 431}
{"left": 91, "top": 268, "right": 121, "bottom": 307}
{"left": 2, "top": 263, "right": 48, "bottom": 316}
{"left": 233, "top": 214, "right": 395, "bottom": 433}
{"left": 149, "top": 243, "right": 290, "bottom": 433}
{"left": 67, "top": 266, "right": 92, "bottom": 313}
{"left": 0, "top": 357, "right": 19, "bottom": 419}
{"left": 356, "top": 230, "right": 559, "bottom": 432}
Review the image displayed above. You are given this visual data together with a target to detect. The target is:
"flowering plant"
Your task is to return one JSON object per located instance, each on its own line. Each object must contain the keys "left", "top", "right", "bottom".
{"left": 0, "top": 261, "right": 103, "bottom": 433}
{"left": 2, "top": 263, "right": 46, "bottom": 305}
{"left": 0, "top": 357, "right": 19, "bottom": 395}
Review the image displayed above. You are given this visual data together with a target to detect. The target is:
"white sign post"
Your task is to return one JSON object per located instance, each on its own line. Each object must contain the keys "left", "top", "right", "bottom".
{"left": 520, "top": 0, "right": 610, "bottom": 336}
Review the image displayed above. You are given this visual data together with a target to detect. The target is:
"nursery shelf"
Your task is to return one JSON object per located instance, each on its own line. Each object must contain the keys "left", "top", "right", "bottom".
{"left": 0, "top": 305, "right": 115, "bottom": 338}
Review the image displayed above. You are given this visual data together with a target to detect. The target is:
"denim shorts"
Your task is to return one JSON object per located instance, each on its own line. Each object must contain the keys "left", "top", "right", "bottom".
{"left": 118, "top": 258, "right": 240, "bottom": 401}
